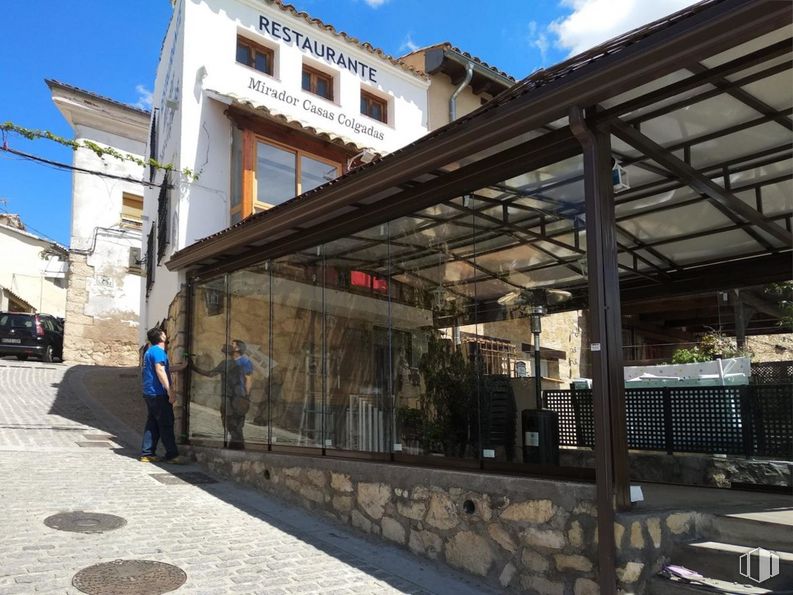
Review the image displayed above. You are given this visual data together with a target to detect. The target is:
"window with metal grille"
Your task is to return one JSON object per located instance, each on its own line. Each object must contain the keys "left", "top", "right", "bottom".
{"left": 360, "top": 90, "right": 387, "bottom": 123}
{"left": 236, "top": 36, "right": 274, "bottom": 76}
{"left": 156, "top": 174, "right": 169, "bottom": 264}
{"left": 148, "top": 109, "right": 158, "bottom": 182}
{"left": 145, "top": 229, "right": 155, "bottom": 296}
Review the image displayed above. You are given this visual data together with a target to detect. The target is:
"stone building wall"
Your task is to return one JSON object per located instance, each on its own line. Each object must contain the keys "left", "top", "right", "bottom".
{"left": 747, "top": 333, "right": 793, "bottom": 362}
{"left": 189, "top": 447, "right": 701, "bottom": 593}
{"left": 164, "top": 287, "right": 189, "bottom": 439}
{"left": 63, "top": 253, "right": 139, "bottom": 366}
{"left": 479, "top": 310, "right": 590, "bottom": 384}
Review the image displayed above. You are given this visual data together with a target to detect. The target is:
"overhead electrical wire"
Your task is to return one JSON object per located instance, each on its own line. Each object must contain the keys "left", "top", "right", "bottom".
{"left": 0, "top": 144, "right": 170, "bottom": 189}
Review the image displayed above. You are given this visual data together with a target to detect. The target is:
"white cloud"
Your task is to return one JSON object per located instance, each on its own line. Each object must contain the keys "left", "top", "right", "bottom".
{"left": 362, "top": 0, "right": 388, "bottom": 7}
{"left": 399, "top": 33, "right": 419, "bottom": 53}
{"left": 134, "top": 84, "right": 153, "bottom": 110}
{"left": 550, "top": 0, "right": 698, "bottom": 56}
{"left": 527, "top": 20, "right": 550, "bottom": 63}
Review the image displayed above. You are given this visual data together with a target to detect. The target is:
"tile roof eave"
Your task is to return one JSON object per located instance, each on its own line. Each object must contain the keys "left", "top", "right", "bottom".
{"left": 265, "top": 0, "right": 428, "bottom": 81}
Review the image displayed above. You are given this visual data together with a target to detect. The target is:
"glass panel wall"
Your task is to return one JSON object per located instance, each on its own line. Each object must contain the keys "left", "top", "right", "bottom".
{"left": 324, "top": 223, "right": 392, "bottom": 452}
{"left": 189, "top": 275, "right": 228, "bottom": 445}
{"left": 392, "top": 201, "right": 482, "bottom": 460}
{"left": 188, "top": 156, "right": 588, "bottom": 475}
{"left": 270, "top": 246, "right": 325, "bottom": 447}
{"left": 227, "top": 264, "right": 271, "bottom": 448}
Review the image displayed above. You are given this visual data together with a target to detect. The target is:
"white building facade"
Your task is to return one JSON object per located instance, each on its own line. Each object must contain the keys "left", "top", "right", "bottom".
{"left": 142, "top": 0, "right": 432, "bottom": 334}
{"left": 0, "top": 216, "right": 67, "bottom": 316}
{"left": 50, "top": 81, "right": 149, "bottom": 365}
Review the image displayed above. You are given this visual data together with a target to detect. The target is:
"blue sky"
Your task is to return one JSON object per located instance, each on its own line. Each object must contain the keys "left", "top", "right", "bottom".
{"left": 0, "top": 0, "right": 694, "bottom": 246}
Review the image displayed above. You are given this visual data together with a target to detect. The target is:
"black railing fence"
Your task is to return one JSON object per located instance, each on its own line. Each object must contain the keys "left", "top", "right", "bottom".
{"left": 752, "top": 361, "right": 793, "bottom": 385}
{"left": 543, "top": 384, "right": 793, "bottom": 459}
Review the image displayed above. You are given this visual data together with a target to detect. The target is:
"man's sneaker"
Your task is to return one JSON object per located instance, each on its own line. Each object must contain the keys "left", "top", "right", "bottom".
{"left": 139, "top": 455, "right": 160, "bottom": 463}
{"left": 161, "top": 455, "right": 189, "bottom": 465}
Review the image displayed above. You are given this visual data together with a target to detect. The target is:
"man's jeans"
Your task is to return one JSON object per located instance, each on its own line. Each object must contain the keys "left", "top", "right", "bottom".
{"left": 141, "top": 395, "right": 178, "bottom": 459}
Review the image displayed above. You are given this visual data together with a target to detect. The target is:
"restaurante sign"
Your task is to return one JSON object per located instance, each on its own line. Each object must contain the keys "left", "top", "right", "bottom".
{"left": 258, "top": 15, "right": 378, "bottom": 83}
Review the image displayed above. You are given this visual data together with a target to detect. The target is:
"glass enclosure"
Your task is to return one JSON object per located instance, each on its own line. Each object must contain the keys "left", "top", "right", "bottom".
{"left": 189, "top": 158, "right": 590, "bottom": 467}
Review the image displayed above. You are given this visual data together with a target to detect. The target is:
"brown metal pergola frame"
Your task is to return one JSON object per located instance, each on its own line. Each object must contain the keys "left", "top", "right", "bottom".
{"left": 169, "top": 2, "right": 792, "bottom": 591}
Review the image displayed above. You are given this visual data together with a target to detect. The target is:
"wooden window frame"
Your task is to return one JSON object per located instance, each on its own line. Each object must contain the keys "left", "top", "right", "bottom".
{"left": 360, "top": 90, "right": 387, "bottom": 124}
{"left": 250, "top": 135, "right": 341, "bottom": 213}
{"left": 302, "top": 65, "right": 334, "bottom": 101}
{"left": 236, "top": 36, "right": 274, "bottom": 76}
{"left": 228, "top": 112, "right": 350, "bottom": 222}
{"left": 121, "top": 192, "right": 144, "bottom": 228}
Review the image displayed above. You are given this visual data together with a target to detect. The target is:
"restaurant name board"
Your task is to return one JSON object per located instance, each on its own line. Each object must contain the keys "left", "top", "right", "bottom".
{"left": 248, "top": 77, "right": 385, "bottom": 141}
{"left": 259, "top": 15, "right": 378, "bottom": 83}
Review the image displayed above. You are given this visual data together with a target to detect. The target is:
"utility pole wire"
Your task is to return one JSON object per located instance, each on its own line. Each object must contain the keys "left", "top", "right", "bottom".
{"left": 0, "top": 145, "right": 172, "bottom": 189}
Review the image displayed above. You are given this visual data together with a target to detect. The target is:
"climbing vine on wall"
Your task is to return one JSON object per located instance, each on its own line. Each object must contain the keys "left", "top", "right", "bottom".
{"left": 1, "top": 121, "right": 197, "bottom": 180}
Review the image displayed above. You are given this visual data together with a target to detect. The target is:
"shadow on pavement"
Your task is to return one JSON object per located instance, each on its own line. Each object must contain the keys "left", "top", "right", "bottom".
{"left": 47, "top": 364, "right": 491, "bottom": 595}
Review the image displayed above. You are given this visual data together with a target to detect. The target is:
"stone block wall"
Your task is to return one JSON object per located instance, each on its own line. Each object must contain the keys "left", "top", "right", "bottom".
{"left": 189, "top": 447, "right": 698, "bottom": 593}
{"left": 63, "top": 254, "right": 139, "bottom": 366}
{"left": 164, "top": 287, "right": 188, "bottom": 439}
{"left": 560, "top": 449, "right": 793, "bottom": 490}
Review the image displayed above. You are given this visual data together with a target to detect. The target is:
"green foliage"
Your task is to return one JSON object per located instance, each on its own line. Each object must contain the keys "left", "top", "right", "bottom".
{"left": 763, "top": 282, "right": 793, "bottom": 328}
{"left": 417, "top": 333, "right": 478, "bottom": 457}
{"left": 671, "top": 347, "right": 709, "bottom": 364}
{"left": 671, "top": 330, "right": 751, "bottom": 364}
{"left": 1, "top": 121, "right": 197, "bottom": 181}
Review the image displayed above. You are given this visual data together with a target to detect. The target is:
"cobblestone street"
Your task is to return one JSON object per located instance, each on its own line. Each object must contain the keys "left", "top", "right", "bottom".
{"left": 0, "top": 359, "right": 495, "bottom": 594}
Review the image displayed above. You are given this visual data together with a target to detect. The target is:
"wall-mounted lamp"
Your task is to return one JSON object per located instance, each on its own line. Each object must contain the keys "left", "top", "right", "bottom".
{"left": 611, "top": 157, "right": 630, "bottom": 192}
{"left": 346, "top": 148, "right": 377, "bottom": 170}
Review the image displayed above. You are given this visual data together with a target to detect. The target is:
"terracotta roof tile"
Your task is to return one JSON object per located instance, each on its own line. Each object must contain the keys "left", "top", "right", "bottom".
{"left": 266, "top": 0, "right": 429, "bottom": 80}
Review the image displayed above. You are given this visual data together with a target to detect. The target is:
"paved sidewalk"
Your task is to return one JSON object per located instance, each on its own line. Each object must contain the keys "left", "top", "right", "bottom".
{"left": 0, "top": 360, "right": 496, "bottom": 594}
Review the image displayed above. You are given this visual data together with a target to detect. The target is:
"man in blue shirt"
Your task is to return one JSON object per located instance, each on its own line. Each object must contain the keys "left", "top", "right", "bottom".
{"left": 140, "top": 327, "right": 186, "bottom": 463}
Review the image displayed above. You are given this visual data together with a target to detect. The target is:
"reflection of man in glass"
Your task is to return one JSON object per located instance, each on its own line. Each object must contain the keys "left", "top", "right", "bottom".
{"left": 193, "top": 339, "right": 253, "bottom": 449}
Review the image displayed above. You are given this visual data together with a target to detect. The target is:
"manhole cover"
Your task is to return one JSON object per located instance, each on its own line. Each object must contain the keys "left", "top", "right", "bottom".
{"left": 73, "top": 560, "right": 186, "bottom": 594}
{"left": 150, "top": 472, "right": 217, "bottom": 485}
{"left": 44, "top": 512, "right": 126, "bottom": 534}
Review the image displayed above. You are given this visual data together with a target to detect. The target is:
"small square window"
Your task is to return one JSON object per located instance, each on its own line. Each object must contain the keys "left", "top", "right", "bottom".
{"left": 121, "top": 192, "right": 143, "bottom": 228}
{"left": 302, "top": 65, "right": 333, "bottom": 101}
{"left": 361, "top": 90, "right": 387, "bottom": 124}
{"left": 236, "top": 36, "right": 273, "bottom": 76}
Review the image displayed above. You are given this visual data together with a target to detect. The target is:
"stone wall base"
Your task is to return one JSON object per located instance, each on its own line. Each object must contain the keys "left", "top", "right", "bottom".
{"left": 186, "top": 447, "right": 708, "bottom": 593}
{"left": 559, "top": 449, "right": 793, "bottom": 490}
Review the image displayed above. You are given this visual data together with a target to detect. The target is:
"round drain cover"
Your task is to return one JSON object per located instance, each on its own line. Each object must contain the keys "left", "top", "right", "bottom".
{"left": 44, "top": 511, "right": 126, "bottom": 534}
{"left": 73, "top": 560, "right": 187, "bottom": 594}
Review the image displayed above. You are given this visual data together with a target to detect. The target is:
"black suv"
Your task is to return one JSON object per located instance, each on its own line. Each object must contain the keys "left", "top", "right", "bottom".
{"left": 0, "top": 312, "right": 64, "bottom": 362}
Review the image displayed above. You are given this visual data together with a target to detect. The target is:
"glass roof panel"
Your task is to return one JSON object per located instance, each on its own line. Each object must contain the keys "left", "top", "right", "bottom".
{"left": 638, "top": 95, "right": 758, "bottom": 147}
{"left": 701, "top": 26, "right": 791, "bottom": 69}
{"left": 600, "top": 70, "right": 692, "bottom": 113}
{"left": 736, "top": 181, "right": 793, "bottom": 217}
{"left": 474, "top": 243, "right": 559, "bottom": 271}
{"left": 506, "top": 265, "right": 583, "bottom": 289}
{"left": 689, "top": 122, "right": 791, "bottom": 169}
{"left": 618, "top": 201, "right": 734, "bottom": 242}
{"left": 738, "top": 68, "right": 793, "bottom": 111}
{"left": 729, "top": 158, "right": 793, "bottom": 190}
{"left": 654, "top": 229, "right": 766, "bottom": 265}
{"left": 615, "top": 187, "right": 700, "bottom": 219}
